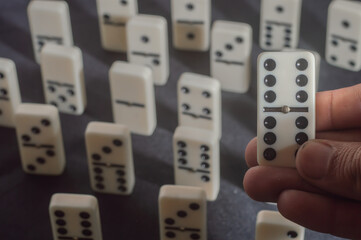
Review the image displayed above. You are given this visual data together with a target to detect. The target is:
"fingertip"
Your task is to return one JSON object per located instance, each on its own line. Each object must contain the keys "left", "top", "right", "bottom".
{"left": 245, "top": 137, "right": 258, "bottom": 168}
{"left": 243, "top": 167, "right": 261, "bottom": 201}
{"left": 295, "top": 140, "right": 334, "bottom": 181}
{"left": 277, "top": 190, "right": 301, "bottom": 221}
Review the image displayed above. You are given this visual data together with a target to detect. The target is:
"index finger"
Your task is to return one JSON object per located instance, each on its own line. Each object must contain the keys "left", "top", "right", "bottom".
{"left": 317, "top": 83, "right": 361, "bottom": 131}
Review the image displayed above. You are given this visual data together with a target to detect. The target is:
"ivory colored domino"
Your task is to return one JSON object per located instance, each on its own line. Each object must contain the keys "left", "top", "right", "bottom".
{"left": 171, "top": 0, "right": 211, "bottom": 51}
{"left": 256, "top": 210, "right": 305, "bottom": 240}
{"left": 211, "top": 20, "right": 253, "bottom": 93}
{"left": 109, "top": 61, "right": 157, "bottom": 136}
{"left": 15, "top": 104, "right": 65, "bottom": 175}
{"left": 159, "top": 185, "right": 207, "bottom": 240}
{"left": 40, "top": 44, "right": 87, "bottom": 115}
{"left": 0, "top": 58, "right": 21, "bottom": 128}
{"left": 28, "top": 0, "right": 73, "bottom": 63}
{"left": 96, "top": 0, "right": 138, "bottom": 52}
{"left": 257, "top": 51, "right": 316, "bottom": 167}
{"left": 173, "top": 126, "right": 220, "bottom": 201}
{"left": 85, "top": 122, "right": 135, "bottom": 195}
{"left": 260, "top": 0, "right": 302, "bottom": 50}
{"left": 127, "top": 14, "right": 169, "bottom": 85}
{"left": 326, "top": 0, "right": 361, "bottom": 71}
{"left": 49, "top": 193, "right": 103, "bottom": 240}
{"left": 177, "top": 72, "right": 221, "bottom": 139}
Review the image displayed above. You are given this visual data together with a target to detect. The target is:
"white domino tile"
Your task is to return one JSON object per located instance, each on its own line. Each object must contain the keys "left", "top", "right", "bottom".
{"left": 15, "top": 104, "right": 65, "bottom": 175}
{"left": 260, "top": 0, "right": 302, "bottom": 50}
{"left": 40, "top": 44, "right": 87, "bottom": 115}
{"left": 256, "top": 210, "right": 305, "bottom": 240}
{"left": 173, "top": 126, "right": 220, "bottom": 201}
{"left": 177, "top": 72, "right": 222, "bottom": 139}
{"left": 159, "top": 185, "right": 207, "bottom": 240}
{"left": 257, "top": 51, "right": 316, "bottom": 167}
{"left": 109, "top": 61, "right": 157, "bottom": 136}
{"left": 127, "top": 14, "right": 169, "bottom": 85}
{"left": 96, "top": 0, "right": 138, "bottom": 52}
{"left": 28, "top": 0, "right": 73, "bottom": 63}
{"left": 85, "top": 122, "right": 135, "bottom": 195}
{"left": 326, "top": 0, "right": 361, "bottom": 71}
{"left": 0, "top": 58, "right": 22, "bottom": 128}
{"left": 211, "top": 20, "right": 253, "bottom": 93}
{"left": 171, "top": 0, "right": 211, "bottom": 51}
{"left": 49, "top": 193, "right": 103, "bottom": 240}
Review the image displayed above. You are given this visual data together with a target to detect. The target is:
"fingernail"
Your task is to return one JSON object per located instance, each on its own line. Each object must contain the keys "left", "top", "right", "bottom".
{"left": 296, "top": 141, "right": 335, "bottom": 180}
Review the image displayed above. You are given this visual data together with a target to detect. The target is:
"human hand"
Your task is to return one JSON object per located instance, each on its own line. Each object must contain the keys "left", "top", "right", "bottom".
{"left": 244, "top": 83, "right": 361, "bottom": 239}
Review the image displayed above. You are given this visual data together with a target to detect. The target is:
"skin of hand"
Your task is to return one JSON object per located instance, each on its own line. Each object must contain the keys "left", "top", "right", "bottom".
{"left": 243, "top": 83, "right": 361, "bottom": 239}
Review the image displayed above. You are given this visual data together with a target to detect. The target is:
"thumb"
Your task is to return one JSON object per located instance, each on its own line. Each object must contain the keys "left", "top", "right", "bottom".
{"left": 296, "top": 140, "right": 361, "bottom": 201}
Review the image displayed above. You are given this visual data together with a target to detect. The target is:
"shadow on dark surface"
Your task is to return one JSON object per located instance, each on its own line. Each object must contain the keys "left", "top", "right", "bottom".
{"left": 222, "top": 93, "right": 257, "bottom": 134}
{"left": 133, "top": 150, "right": 174, "bottom": 186}
{"left": 220, "top": 142, "right": 248, "bottom": 190}
{"left": 300, "top": 4, "right": 327, "bottom": 56}
{"left": 155, "top": 97, "right": 178, "bottom": 134}
{"left": 0, "top": 15, "right": 34, "bottom": 62}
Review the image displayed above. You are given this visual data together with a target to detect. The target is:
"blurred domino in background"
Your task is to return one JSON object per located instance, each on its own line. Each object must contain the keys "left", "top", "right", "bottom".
{"left": 127, "top": 14, "right": 169, "bottom": 85}
{"left": 109, "top": 61, "right": 157, "bottom": 136}
{"left": 40, "top": 44, "right": 87, "bottom": 115}
{"left": 159, "top": 185, "right": 207, "bottom": 240}
{"left": 28, "top": 0, "right": 73, "bottom": 63}
{"left": 49, "top": 193, "right": 103, "bottom": 240}
{"left": 173, "top": 126, "right": 220, "bottom": 201}
{"left": 177, "top": 73, "right": 221, "bottom": 139}
{"left": 15, "top": 104, "right": 65, "bottom": 175}
{"left": 96, "top": 0, "right": 138, "bottom": 52}
{"left": 260, "top": 0, "right": 302, "bottom": 50}
{"left": 171, "top": 0, "right": 211, "bottom": 51}
{"left": 326, "top": 0, "right": 361, "bottom": 71}
{"left": 256, "top": 210, "right": 305, "bottom": 240}
{"left": 85, "top": 122, "right": 135, "bottom": 195}
{"left": 0, "top": 58, "right": 21, "bottom": 128}
{"left": 211, "top": 20, "right": 253, "bottom": 93}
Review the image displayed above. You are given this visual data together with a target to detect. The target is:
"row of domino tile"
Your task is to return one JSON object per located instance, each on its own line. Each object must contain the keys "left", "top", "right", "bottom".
{"left": 96, "top": 0, "right": 361, "bottom": 72}
{"left": 47, "top": 187, "right": 305, "bottom": 240}
{"left": 28, "top": 0, "right": 361, "bottom": 96}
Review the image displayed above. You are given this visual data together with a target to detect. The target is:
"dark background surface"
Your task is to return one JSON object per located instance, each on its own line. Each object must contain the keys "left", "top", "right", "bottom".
{"left": 0, "top": 0, "right": 359, "bottom": 239}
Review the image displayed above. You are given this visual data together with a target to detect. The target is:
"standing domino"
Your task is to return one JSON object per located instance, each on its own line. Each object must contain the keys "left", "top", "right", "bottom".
{"left": 178, "top": 73, "right": 221, "bottom": 139}
{"left": 211, "top": 21, "right": 253, "bottom": 93}
{"left": 109, "top": 61, "right": 157, "bottom": 136}
{"left": 256, "top": 210, "right": 305, "bottom": 240}
{"left": 96, "top": 0, "right": 138, "bottom": 52}
{"left": 257, "top": 52, "right": 316, "bottom": 167}
{"left": 85, "top": 122, "right": 135, "bottom": 195}
{"left": 127, "top": 14, "right": 169, "bottom": 85}
{"left": 40, "top": 44, "right": 87, "bottom": 115}
{"left": 15, "top": 104, "right": 65, "bottom": 175}
{"left": 260, "top": 0, "right": 302, "bottom": 50}
{"left": 159, "top": 185, "right": 207, "bottom": 240}
{"left": 326, "top": 0, "right": 361, "bottom": 71}
{"left": 173, "top": 126, "right": 220, "bottom": 201}
{"left": 49, "top": 193, "right": 103, "bottom": 240}
{"left": 171, "top": 0, "right": 211, "bottom": 51}
{"left": 0, "top": 58, "right": 21, "bottom": 128}
{"left": 28, "top": 0, "right": 73, "bottom": 63}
